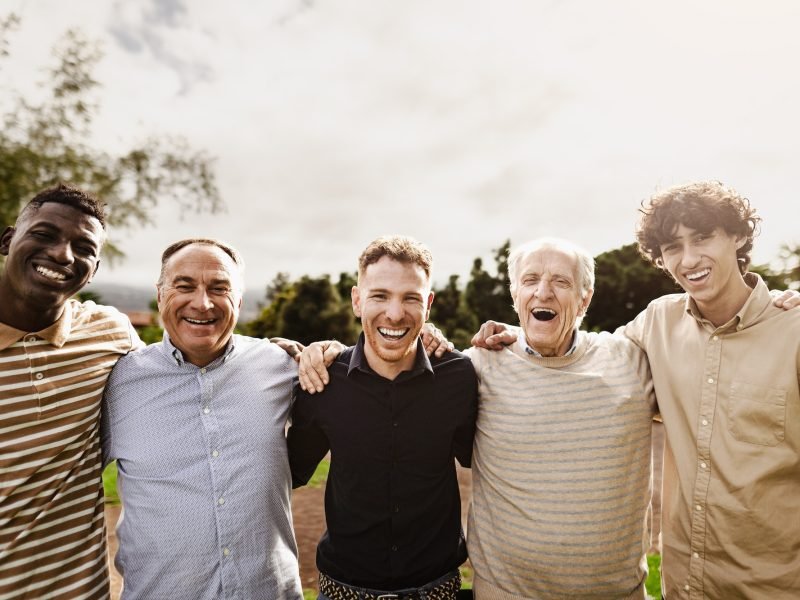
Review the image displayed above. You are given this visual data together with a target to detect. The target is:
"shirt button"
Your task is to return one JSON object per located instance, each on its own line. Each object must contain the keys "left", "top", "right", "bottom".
{"left": 212, "top": 450, "right": 219, "bottom": 458}
{"left": 200, "top": 368, "right": 207, "bottom": 374}
{"left": 26, "top": 336, "right": 36, "bottom": 343}
{"left": 222, "top": 547, "right": 230, "bottom": 556}
{"left": 701, "top": 419, "right": 708, "bottom": 426}
{"left": 392, "top": 422, "right": 398, "bottom": 428}
{"left": 35, "top": 372, "right": 44, "bottom": 380}
{"left": 707, "top": 378, "right": 714, "bottom": 384}
{"left": 391, "top": 545, "right": 398, "bottom": 552}
{"left": 696, "top": 504, "right": 703, "bottom": 511}
{"left": 203, "top": 407, "right": 211, "bottom": 414}
{"left": 394, "top": 505, "right": 400, "bottom": 513}
{"left": 693, "top": 552, "right": 700, "bottom": 558}
{"left": 711, "top": 336, "right": 717, "bottom": 341}
{"left": 218, "top": 497, "right": 225, "bottom": 505}
{"left": 684, "top": 584, "right": 690, "bottom": 591}
{"left": 700, "top": 462, "right": 707, "bottom": 469}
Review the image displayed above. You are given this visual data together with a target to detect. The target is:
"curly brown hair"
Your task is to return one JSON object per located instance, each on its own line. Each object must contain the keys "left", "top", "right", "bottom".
{"left": 636, "top": 181, "right": 761, "bottom": 274}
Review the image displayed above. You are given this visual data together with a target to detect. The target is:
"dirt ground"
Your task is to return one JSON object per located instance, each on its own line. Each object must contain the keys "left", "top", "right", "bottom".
{"left": 106, "top": 423, "right": 663, "bottom": 598}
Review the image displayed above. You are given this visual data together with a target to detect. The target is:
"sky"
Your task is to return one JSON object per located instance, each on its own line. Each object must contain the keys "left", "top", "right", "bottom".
{"left": 3, "top": 0, "right": 799, "bottom": 299}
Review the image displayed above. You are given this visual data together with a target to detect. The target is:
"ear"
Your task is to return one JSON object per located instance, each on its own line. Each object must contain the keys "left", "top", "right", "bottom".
{"left": 735, "top": 235, "right": 746, "bottom": 250}
{"left": 578, "top": 288, "right": 594, "bottom": 316}
{"left": 156, "top": 285, "right": 163, "bottom": 307}
{"left": 0, "top": 227, "right": 16, "bottom": 256}
{"left": 87, "top": 259, "right": 101, "bottom": 283}
{"left": 424, "top": 290, "right": 434, "bottom": 321}
{"left": 351, "top": 285, "right": 362, "bottom": 318}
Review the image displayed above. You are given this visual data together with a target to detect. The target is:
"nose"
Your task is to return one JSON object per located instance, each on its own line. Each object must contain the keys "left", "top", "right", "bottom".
{"left": 189, "top": 288, "right": 214, "bottom": 311}
{"left": 679, "top": 243, "right": 701, "bottom": 268}
{"left": 384, "top": 298, "right": 404, "bottom": 322}
{"left": 48, "top": 241, "right": 74, "bottom": 265}
{"left": 534, "top": 279, "right": 554, "bottom": 300}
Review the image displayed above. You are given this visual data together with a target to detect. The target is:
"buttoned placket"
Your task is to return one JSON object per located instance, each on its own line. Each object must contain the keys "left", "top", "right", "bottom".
{"left": 196, "top": 361, "right": 237, "bottom": 598}
{"left": 685, "top": 324, "right": 726, "bottom": 599}
{"left": 387, "top": 379, "right": 401, "bottom": 569}
{"left": 22, "top": 335, "right": 49, "bottom": 415}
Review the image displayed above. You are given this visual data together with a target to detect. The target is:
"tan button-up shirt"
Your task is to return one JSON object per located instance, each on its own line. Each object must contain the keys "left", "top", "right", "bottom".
{"left": 624, "top": 274, "right": 800, "bottom": 599}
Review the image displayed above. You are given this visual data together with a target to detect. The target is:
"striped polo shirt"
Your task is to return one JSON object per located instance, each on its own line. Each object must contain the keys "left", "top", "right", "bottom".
{"left": 0, "top": 300, "right": 138, "bottom": 599}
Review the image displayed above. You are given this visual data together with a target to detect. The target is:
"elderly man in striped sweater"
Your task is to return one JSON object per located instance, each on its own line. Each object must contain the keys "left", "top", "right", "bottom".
{"left": 464, "top": 238, "right": 657, "bottom": 599}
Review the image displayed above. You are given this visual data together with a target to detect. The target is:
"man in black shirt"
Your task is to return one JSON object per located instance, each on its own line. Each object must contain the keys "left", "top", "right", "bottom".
{"left": 288, "top": 235, "right": 478, "bottom": 599}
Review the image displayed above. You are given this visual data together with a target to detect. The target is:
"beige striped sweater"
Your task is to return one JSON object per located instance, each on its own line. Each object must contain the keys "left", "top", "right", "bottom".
{"left": 0, "top": 300, "right": 138, "bottom": 599}
{"left": 465, "top": 330, "right": 656, "bottom": 600}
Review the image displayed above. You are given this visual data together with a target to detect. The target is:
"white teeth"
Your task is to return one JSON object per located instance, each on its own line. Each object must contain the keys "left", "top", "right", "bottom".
{"left": 185, "top": 317, "right": 214, "bottom": 324}
{"left": 686, "top": 268, "right": 710, "bottom": 281}
{"left": 532, "top": 308, "right": 556, "bottom": 316}
{"left": 378, "top": 327, "right": 407, "bottom": 337}
{"left": 36, "top": 266, "right": 66, "bottom": 281}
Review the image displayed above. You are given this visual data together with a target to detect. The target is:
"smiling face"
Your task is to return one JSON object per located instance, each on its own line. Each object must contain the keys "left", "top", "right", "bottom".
{"left": 658, "top": 224, "right": 750, "bottom": 324}
{"left": 352, "top": 256, "right": 433, "bottom": 380}
{"left": 157, "top": 243, "right": 242, "bottom": 367}
{"left": 0, "top": 202, "right": 104, "bottom": 331}
{"left": 512, "top": 247, "right": 592, "bottom": 357}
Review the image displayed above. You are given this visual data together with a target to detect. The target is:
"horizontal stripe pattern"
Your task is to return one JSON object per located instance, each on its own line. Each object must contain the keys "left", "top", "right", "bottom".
{"left": 0, "top": 300, "right": 136, "bottom": 599}
{"left": 466, "top": 331, "right": 656, "bottom": 599}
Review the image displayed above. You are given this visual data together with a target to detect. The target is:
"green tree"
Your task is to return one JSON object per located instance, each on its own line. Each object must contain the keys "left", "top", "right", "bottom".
{"left": 0, "top": 16, "right": 221, "bottom": 257}
{"left": 464, "top": 240, "right": 517, "bottom": 327}
{"left": 430, "top": 274, "right": 478, "bottom": 350}
{"left": 585, "top": 243, "right": 679, "bottom": 332}
{"left": 243, "top": 275, "right": 358, "bottom": 345}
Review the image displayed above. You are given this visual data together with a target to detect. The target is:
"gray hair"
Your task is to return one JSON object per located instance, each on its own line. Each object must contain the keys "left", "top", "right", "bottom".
{"left": 157, "top": 238, "right": 245, "bottom": 292}
{"left": 508, "top": 237, "right": 595, "bottom": 300}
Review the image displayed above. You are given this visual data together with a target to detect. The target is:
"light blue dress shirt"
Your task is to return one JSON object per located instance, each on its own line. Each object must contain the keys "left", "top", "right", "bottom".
{"left": 101, "top": 333, "right": 302, "bottom": 600}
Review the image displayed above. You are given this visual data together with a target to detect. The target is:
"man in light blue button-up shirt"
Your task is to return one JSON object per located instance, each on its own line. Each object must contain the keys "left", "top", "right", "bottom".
{"left": 101, "top": 238, "right": 303, "bottom": 600}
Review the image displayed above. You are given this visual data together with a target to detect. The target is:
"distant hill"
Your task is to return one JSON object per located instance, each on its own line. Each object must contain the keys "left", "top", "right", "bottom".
{"left": 83, "top": 283, "right": 260, "bottom": 322}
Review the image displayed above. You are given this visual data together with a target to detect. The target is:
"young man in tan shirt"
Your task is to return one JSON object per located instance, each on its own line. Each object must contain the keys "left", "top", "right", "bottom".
{"left": 625, "top": 181, "right": 799, "bottom": 598}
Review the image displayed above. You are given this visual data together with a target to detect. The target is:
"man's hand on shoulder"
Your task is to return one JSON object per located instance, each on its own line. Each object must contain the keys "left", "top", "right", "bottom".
{"left": 773, "top": 289, "right": 800, "bottom": 310}
{"left": 471, "top": 320, "right": 517, "bottom": 350}
{"left": 421, "top": 323, "right": 454, "bottom": 358}
{"left": 298, "top": 340, "right": 346, "bottom": 394}
{"left": 270, "top": 337, "right": 305, "bottom": 362}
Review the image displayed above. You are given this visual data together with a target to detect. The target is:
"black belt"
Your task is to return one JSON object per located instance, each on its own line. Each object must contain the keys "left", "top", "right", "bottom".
{"left": 319, "top": 570, "right": 461, "bottom": 600}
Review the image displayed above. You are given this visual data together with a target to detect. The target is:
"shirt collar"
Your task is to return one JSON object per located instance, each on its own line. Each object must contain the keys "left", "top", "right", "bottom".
{"left": 519, "top": 328, "right": 578, "bottom": 357}
{"left": 161, "top": 330, "right": 236, "bottom": 368}
{"left": 0, "top": 300, "right": 74, "bottom": 351}
{"left": 684, "top": 272, "right": 767, "bottom": 331}
{"left": 347, "top": 332, "right": 434, "bottom": 378}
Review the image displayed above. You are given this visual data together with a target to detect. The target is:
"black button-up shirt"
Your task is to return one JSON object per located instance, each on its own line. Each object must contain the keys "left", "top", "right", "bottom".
{"left": 288, "top": 334, "right": 478, "bottom": 590}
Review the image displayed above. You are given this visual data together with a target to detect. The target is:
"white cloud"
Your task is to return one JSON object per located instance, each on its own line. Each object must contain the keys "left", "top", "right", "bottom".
{"left": 4, "top": 0, "right": 800, "bottom": 296}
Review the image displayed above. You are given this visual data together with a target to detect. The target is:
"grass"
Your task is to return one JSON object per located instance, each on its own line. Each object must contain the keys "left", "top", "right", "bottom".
{"left": 102, "top": 461, "right": 120, "bottom": 505}
{"left": 645, "top": 553, "right": 661, "bottom": 598}
{"left": 307, "top": 458, "right": 330, "bottom": 488}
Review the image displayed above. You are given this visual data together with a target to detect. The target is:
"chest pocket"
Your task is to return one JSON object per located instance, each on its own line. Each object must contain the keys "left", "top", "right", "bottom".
{"left": 727, "top": 381, "right": 786, "bottom": 446}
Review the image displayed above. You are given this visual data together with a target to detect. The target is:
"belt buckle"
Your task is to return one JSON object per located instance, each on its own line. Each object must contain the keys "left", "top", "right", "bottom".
{"left": 376, "top": 595, "right": 399, "bottom": 600}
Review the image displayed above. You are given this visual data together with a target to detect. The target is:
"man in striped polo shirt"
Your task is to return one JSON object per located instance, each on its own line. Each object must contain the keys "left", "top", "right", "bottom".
{"left": 0, "top": 185, "right": 140, "bottom": 599}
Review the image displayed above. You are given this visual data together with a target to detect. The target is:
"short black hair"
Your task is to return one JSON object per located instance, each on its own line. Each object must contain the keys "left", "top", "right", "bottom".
{"left": 18, "top": 184, "right": 107, "bottom": 229}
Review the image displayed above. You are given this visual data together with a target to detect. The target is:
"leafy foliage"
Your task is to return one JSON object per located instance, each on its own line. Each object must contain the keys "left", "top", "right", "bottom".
{"left": 464, "top": 240, "right": 518, "bottom": 327}
{"left": 242, "top": 273, "right": 358, "bottom": 345}
{"left": 0, "top": 16, "right": 221, "bottom": 259}
{"left": 585, "top": 244, "right": 680, "bottom": 332}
